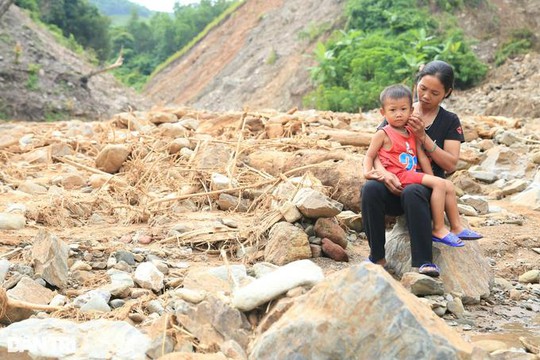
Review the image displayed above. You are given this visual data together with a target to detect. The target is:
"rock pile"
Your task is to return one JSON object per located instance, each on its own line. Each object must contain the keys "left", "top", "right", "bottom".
{"left": 0, "top": 106, "right": 539, "bottom": 358}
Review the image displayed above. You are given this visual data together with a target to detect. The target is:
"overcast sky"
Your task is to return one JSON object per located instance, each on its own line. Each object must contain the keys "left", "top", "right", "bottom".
{"left": 129, "top": 0, "right": 199, "bottom": 13}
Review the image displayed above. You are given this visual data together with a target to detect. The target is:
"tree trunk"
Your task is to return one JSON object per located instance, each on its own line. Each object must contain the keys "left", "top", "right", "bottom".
{"left": 0, "top": 0, "right": 14, "bottom": 19}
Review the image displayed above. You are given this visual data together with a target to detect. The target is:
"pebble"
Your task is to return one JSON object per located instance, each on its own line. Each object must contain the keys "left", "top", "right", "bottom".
{"left": 115, "top": 251, "right": 136, "bottom": 265}
{"left": 128, "top": 313, "right": 146, "bottom": 323}
{"left": 110, "top": 299, "right": 126, "bottom": 309}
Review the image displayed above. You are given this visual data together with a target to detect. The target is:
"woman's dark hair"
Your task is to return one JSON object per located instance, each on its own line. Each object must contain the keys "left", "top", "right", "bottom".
{"left": 416, "top": 60, "right": 455, "bottom": 98}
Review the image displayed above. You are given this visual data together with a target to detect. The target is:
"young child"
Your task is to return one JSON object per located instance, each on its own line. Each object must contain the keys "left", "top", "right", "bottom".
{"left": 363, "top": 84, "right": 482, "bottom": 247}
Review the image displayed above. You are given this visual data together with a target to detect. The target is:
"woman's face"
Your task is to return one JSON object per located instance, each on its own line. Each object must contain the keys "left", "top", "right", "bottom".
{"left": 416, "top": 75, "right": 450, "bottom": 110}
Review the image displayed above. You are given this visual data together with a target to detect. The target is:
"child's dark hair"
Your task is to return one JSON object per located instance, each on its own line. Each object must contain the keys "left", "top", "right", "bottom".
{"left": 416, "top": 60, "right": 455, "bottom": 98}
{"left": 379, "top": 84, "right": 413, "bottom": 107}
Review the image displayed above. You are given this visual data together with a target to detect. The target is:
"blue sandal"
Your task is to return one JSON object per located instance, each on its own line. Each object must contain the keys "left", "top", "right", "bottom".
{"left": 455, "top": 228, "right": 483, "bottom": 240}
{"left": 419, "top": 263, "right": 440, "bottom": 277}
{"left": 432, "top": 233, "right": 465, "bottom": 247}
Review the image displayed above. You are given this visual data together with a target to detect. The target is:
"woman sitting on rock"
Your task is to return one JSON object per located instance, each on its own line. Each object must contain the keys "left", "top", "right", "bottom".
{"left": 361, "top": 60, "right": 481, "bottom": 277}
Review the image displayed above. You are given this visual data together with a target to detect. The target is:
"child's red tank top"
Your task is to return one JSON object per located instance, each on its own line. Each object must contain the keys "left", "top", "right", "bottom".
{"left": 379, "top": 125, "right": 424, "bottom": 185}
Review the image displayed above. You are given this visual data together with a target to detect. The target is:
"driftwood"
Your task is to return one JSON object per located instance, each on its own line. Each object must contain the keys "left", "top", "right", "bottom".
{"left": 0, "top": 0, "right": 13, "bottom": 19}
{"left": 314, "top": 128, "right": 372, "bottom": 147}
{"left": 80, "top": 51, "right": 123, "bottom": 88}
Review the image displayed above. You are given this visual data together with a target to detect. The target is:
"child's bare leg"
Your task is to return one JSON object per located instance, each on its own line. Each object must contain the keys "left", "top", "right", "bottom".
{"left": 421, "top": 175, "right": 450, "bottom": 238}
{"left": 443, "top": 179, "right": 465, "bottom": 234}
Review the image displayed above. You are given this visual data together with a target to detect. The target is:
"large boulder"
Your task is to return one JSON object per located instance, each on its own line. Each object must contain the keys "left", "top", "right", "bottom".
{"left": 249, "top": 263, "right": 476, "bottom": 359}
{"left": 264, "top": 222, "right": 311, "bottom": 265}
{"left": 385, "top": 217, "right": 493, "bottom": 304}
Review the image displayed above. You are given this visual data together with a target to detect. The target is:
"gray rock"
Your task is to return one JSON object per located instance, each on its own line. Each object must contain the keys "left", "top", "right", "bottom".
{"left": 467, "top": 166, "right": 498, "bottom": 183}
{"left": 74, "top": 289, "right": 111, "bottom": 308}
{"left": 264, "top": 222, "right": 311, "bottom": 266}
{"left": 386, "top": 217, "right": 492, "bottom": 304}
{"left": 460, "top": 195, "right": 489, "bottom": 215}
{"left": 480, "top": 146, "right": 527, "bottom": 180}
{"left": 115, "top": 250, "right": 136, "bottom": 265}
{"left": 134, "top": 262, "right": 164, "bottom": 292}
{"left": 518, "top": 270, "right": 540, "bottom": 284}
{"left": 458, "top": 204, "right": 479, "bottom": 216}
{"left": 102, "top": 269, "right": 134, "bottom": 298}
{"left": 110, "top": 299, "right": 125, "bottom": 309}
{"left": 501, "top": 179, "right": 528, "bottom": 196}
{"left": 80, "top": 295, "right": 111, "bottom": 313}
{"left": 0, "top": 213, "right": 26, "bottom": 230}
{"left": 249, "top": 263, "right": 474, "bottom": 359}
{"left": 401, "top": 272, "right": 445, "bottom": 296}
{"left": 31, "top": 231, "right": 69, "bottom": 288}
{"left": 293, "top": 188, "right": 343, "bottom": 218}
{"left": 0, "top": 259, "right": 12, "bottom": 283}
{"left": 176, "top": 295, "right": 251, "bottom": 351}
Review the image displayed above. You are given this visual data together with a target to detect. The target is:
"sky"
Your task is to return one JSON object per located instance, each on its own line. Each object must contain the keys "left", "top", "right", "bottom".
{"left": 129, "top": 0, "right": 199, "bottom": 13}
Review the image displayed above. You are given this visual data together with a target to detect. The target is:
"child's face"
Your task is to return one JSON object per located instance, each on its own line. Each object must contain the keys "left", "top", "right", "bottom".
{"left": 380, "top": 97, "right": 413, "bottom": 128}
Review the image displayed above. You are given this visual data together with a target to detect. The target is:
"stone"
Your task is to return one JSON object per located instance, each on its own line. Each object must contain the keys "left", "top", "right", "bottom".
{"left": 148, "top": 111, "right": 178, "bottom": 124}
{"left": 102, "top": 269, "right": 134, "bottom": 298}
{"left": 460, "top": 195, "right": 489, "bottom": 215}
{"left": 0, "top": 213, "right": 25, "bottom": 230}
{"left": 480, "top": 146, "right": 528, "bottom": 180}
{"left": 232, "top": 259, "right": 324, "bottom": 312}
{"left": 134, "top": 262, "right": 164, "bottom": 292}
{"left": 278, "top": 201, "right": 302, "bottom": 223}
{"left": 447, "top": 297, "right": 465, "bottom": 318}
{"left": 61, "top": 173, "right": 85, "bottom": 190}
{"left": 95, "top": 144, "right": 131, "bottom": 174}
{"left": 321, "top": 238, "right": 349, "bottom": 262}
{"left": 0, "top": 318, "right": 150, "bottom": 359}
{"left": 159, "top": 123, "right": 190, "bottom": 137}
{"left": 17, "top": 180, "right": 48, "bottom": 194}
{"left": 310, "top": 244, "right": 322, "bottom": 258}
{"left": 0, "top": 259, "right": 10, "bottom": 283}
{"left": 169, "top": 138, "right": 191, "bottom": 154}
{"left": 70, "top": 260, "right": 92, "bottom": 272}
{"left": 264, "top": 222, "right": 311, "bottom": 266}
{"left": 467, "top": 166, "right": 498, "bottom": 183}
{"left": 31, "top": 230, "right": 69, "bottom": 288}
{"left": 211, "top": 173, "right": 235, "bottom": 191}
{"left": 501, "top": 179, "right": 528, "bottom": 196}
{"left": 74, "top": 290, "right": 111, "bottom": 308}
{"left": 336, "top": 210, "right": 363, "bottom": 232}
{"left": 458, "top": 204, "right": 478, "bottom": 216}
{"left": 157, "top": 353, "right": 227, "bottom": 360}
{"left": 192, "top": 142, "right": 232, "bottom": 172}
{"left": 178, "top": 118, "right": 200, "bottom": 131}
{"left": 217, "top": 193, "right": 249, "bottom": 212}
{"left": 518, "top": 270, "right": 540, "bottom": 284}
{"left": 80, "top": 295, "right": 111, "bottom": 313}
{"left": 115, "top": 250, "right": 136, "bottom": 265}
{"left": 401, "top": 272, "right": 444, "bottom": 296}
{"left": 313, "top": 217, "right": 347, "bottom": 249}
{"left": 472, "top": 340, "right": 508, "bottom": 353}
{"left": 385, "top": 217, "right": 492, "bottom": 304}
{"left": 512, "top": 184, "right": 540, "bottom": 209}
{"left": 249, "top": 263, "right": 474, "bottom": 359}
{"left": 170, "top": 288, "right": 207, "bottom": 304}
{"left": 220, "top": 339, "right": 248, "bottom": 360}
{"left": 4, "top": 276, "right": 55, "bottom": 323}
{"left": 176, "top": 295, "right": 251, "bottom": 351}
{"left": 292, "top": 188, "right": 343, "bottom": 218}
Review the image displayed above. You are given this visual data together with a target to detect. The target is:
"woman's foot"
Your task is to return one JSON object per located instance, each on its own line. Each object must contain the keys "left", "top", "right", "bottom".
{"left": 419, "top": 263, "right": 440, "bottom": 277}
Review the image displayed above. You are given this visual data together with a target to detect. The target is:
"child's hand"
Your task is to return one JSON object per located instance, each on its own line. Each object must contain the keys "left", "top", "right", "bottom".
{"left": 364, "top": 169, "right": 384, "bottom": 181}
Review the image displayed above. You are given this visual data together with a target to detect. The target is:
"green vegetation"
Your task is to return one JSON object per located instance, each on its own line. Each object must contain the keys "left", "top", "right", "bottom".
{"left": 14, "top": 0, "right": 237, "bottom": 90}
{"left": 266, "top": 49, "right": 277, "bottom": 65}
{"left": 305, "top": 0, "right": 488, "bottom": 112}
{"left": 149, "top": 0, "right": 244, "bottom": 83}
{"left": 26, "top": 63, "right": 41, "bottom": 91}
{"left": 494, "top": 28, "right": 535, "bottom": 66}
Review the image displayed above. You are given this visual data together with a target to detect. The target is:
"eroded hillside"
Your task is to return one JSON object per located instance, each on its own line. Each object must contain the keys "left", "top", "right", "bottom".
{"left": 144, "top": 0, "right": 345, "bottom": 112}
{"left": 0, "top": 5, "right": 148, "bottom": 121}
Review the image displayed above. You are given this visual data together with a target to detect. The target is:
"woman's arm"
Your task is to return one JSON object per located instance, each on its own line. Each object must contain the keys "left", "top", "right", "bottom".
{"left": 422, "top": 136, "right": 461, "bottom": 173}
{"left": 416, "top": 139, "right": 434, "bottom": 175}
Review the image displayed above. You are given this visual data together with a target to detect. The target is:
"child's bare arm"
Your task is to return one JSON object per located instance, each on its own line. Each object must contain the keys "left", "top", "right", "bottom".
{"left": 417, "top": 138, "right": 434, "bottom": 176}
{"left": 363, "top": 131, "right": 386, "bottom": 180}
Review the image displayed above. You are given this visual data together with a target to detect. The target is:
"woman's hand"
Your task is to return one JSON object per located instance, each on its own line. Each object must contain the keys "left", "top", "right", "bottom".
{"left": 381, "top": 171, "right": 403, "bottom": 195}
{"left": 407, "top": 114, "right": 426, "bottom": 142}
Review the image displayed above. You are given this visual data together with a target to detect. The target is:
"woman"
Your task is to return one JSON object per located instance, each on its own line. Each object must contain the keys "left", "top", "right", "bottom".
{"left": 361, "top": 60, "right": 465, "bottom": 277}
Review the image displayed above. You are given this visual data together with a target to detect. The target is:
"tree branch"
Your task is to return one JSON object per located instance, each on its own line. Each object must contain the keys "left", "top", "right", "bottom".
{"left": 80, "top": 49, "right": 123, "bottom": 88}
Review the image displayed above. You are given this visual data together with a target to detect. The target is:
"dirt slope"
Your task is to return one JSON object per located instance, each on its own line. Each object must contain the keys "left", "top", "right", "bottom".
{"left": 145, "top": 0, "right": 540, "bottom": 116}
{"left": 0, "top": 5, "right": 148, "bottom": 121}
{"left": 144, "top": 0, "right": 345, "bottom": 112}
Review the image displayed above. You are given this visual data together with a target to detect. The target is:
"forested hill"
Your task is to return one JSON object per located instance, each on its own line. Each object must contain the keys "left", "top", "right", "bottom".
{"left": 89, "top": 0, "right": 153, "bottom": 17}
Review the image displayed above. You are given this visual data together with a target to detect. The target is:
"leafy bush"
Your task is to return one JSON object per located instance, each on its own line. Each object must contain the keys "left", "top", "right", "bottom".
{"left": 494, "top": 29, "right": 535, "bottom": 66}
{"left": 305, "top": 0, "right": 487, "bottom": 112}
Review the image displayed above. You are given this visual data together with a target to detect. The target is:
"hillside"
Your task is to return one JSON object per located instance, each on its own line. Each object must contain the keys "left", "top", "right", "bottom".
{"left": 89, "top": 0, "right": 153, "bottom": 17}
{"left": 144, "top": 0, "right": 345, "bottom": 112}
{"left": 0, "top": 5, "right": 148, "bottom": 121}
{"left": 144, "top": 0, "right": 540, "bottom": 117}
